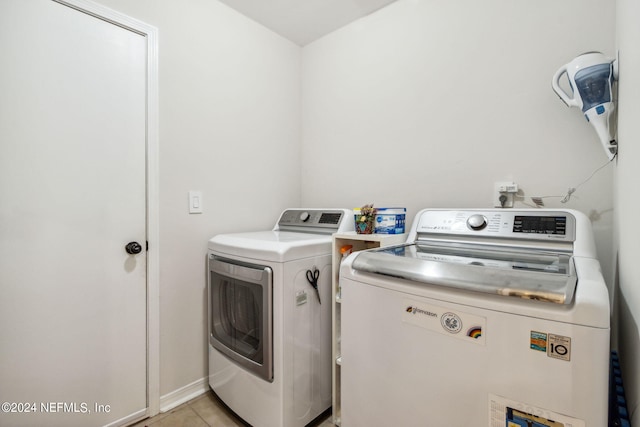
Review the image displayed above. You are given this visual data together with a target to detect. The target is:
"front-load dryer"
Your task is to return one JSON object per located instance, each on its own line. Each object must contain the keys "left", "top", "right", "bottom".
{"left": 208, "top": 209, "right": 354, "bottom": 427}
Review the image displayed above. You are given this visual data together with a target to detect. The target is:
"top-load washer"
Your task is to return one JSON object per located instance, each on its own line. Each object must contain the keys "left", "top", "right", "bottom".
{"left": 340, "top": 208, "right": 610, "bottom": 426}
{"left": 208, "top": 208, "right": 354, "bottom": 427}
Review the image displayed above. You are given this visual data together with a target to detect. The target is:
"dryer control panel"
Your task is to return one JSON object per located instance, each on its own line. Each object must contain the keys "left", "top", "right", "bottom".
{"left": 276, "top": 209, "right": 354, "bottom": 234}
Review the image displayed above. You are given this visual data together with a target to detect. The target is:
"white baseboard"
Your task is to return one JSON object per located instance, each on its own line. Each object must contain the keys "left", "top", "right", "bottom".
{"left": 159, "top": 377, "right": 209, "bottom": 413}
{"left": 105, "top": 408, "right": 147, "bottom": 427}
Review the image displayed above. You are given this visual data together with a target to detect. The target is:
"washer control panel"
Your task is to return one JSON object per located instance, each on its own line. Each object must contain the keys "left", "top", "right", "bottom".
{"left": 415, "top": 210, "right": 576, "bottom": 242}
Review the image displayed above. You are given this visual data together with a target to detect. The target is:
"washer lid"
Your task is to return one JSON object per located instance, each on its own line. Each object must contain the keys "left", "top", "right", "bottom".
{"left": 208, "top": 231, "right": 332, "bottom": 262}
{"left": 352, "top": 242, "right": 577, "bottom": 304}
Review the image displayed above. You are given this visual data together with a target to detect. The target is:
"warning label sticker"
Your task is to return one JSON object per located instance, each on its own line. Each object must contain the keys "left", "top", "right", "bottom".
{"left": 490, "top": 394, "right": 585, "bottom": 427}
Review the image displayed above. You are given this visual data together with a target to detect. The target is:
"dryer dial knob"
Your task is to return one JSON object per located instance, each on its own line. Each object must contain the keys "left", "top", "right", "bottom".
{"left": 467, "top": 214, "right": 487, "bottom": 230}
{"left": 299, "top": 211, "right": 310, "bottom": 222}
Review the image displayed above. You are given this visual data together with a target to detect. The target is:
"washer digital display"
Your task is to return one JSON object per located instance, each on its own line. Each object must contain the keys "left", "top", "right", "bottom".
{"left": 513, "top": 216, "right": 567, "bottom": 235}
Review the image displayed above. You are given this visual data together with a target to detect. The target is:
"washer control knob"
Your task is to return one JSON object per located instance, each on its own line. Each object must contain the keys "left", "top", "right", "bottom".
{"left": 467, "top": 214, "right": 487, "bottom": 230}
{"left": 299, "top": 211, "right": 310, "bottom": 222}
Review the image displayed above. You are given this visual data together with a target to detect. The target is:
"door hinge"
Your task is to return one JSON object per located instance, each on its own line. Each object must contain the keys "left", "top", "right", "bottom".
{"left": 146, "top": 241, "right": 149, "bottom": 251}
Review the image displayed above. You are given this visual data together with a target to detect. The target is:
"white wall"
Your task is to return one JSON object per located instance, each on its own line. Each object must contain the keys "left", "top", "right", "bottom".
{"left": 301, "top": 0, "right": 616, "bottom": 284}
{"left": 615, "top": 0, "right": 640, "bottom": 422}
{"left": 92, "top": 0, "right": 301, "bottom": 400}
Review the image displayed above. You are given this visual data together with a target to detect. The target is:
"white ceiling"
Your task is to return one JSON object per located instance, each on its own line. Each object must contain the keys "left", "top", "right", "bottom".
{"left": 217, "top": 0, "right": 398, "bottom": 46}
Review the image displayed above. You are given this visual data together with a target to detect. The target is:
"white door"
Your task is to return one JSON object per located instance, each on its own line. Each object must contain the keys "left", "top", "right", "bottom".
{"left": 0, "top": 1, "right": 148, "bottom": 426}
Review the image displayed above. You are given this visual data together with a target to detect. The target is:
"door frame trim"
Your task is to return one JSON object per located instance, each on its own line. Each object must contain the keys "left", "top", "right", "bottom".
{"left": 52, "top": 0, "right": 160, "bottom": 417}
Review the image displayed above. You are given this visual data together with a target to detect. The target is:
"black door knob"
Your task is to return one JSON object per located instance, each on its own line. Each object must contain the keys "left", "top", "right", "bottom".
{"left": 125, "top": 241, "right": 143, "bottom": 255}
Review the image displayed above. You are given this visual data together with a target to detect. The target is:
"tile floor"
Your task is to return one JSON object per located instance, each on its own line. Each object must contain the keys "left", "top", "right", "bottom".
{"left": 130, "top": 390, "right": 334, "bottom": 427}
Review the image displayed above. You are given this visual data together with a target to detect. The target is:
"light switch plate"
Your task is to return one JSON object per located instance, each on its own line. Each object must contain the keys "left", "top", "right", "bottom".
{"left": 189, "top": 191, "right": 203, "bottom": 214}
